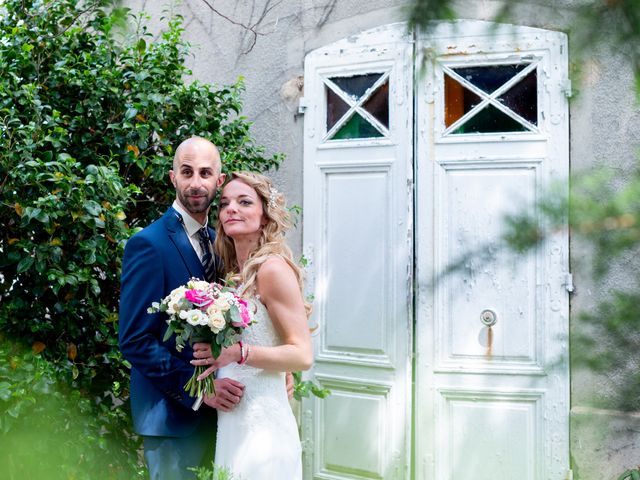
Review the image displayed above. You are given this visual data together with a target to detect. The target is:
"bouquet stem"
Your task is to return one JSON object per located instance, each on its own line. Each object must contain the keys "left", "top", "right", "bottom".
{"left": 184, "top": 365, "right": 216, "bottom": 411}
{"left": 192, "top": 395, "right": 204, "bottom": 411}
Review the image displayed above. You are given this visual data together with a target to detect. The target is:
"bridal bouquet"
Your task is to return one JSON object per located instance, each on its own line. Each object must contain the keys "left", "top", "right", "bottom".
{"left": 148, "top": 278, "right": 254, "bottom": 403}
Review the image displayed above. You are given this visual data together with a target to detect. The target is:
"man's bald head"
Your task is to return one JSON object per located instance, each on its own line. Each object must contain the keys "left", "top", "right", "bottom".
{"left": 169, "top": 136, "right": 225, "bottom": 224}
{"left": 173, "top": 136, "right": 221, "bottom": 174}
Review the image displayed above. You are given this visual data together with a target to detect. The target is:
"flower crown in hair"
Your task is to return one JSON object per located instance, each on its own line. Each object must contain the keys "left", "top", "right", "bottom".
{"left": 268, "top": 186, "right": 279, "bottom": 208}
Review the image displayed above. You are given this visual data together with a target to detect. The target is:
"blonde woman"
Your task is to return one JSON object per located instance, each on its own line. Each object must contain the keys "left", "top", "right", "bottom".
{"left": 191, "top": 172, "right": 312, "bottom": 479}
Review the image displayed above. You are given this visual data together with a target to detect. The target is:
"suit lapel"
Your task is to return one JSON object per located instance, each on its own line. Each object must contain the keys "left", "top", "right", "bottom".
{"left": 164, "top": 208, "right": 207, "bottom": 281}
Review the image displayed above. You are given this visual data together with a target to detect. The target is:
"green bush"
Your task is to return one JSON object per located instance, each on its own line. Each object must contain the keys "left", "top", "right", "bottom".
{"left": 0, "top": 0, "right": 280, "bottom": 476}
{"left": 618, "top": 467, "right": 640, "bottom": 480}
{"left": 0, "top": 337, "right": 143, "bottom": 478}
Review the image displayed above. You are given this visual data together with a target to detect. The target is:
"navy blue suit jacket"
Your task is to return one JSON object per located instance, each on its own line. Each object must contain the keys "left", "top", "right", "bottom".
{"left": 119, "top": 207, "right": 217, "bottom": 437}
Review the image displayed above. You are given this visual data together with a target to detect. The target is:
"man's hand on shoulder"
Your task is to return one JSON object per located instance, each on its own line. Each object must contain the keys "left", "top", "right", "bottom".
{"left": 203, "top": 378, "right": 245, "bottom": 412}
{"left": 286, "top": 372, "right": 294, "bottom": 400}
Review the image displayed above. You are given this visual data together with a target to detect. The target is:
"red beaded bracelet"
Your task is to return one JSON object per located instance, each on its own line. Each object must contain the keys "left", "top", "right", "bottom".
{"left": 237, "top": 341, "right": 245, "bottom": 365}
{"left": 238, "top": 342, "right": 251, "bottom": 365}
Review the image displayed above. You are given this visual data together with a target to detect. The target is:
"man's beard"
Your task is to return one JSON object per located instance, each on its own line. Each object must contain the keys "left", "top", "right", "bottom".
{"left": 177, "top": 188, "right": 214, "bottom": 214}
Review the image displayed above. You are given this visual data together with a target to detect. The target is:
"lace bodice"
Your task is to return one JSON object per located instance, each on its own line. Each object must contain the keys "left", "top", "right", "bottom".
{"left": 214, "top": 294, "right": 302, "bottom": 479}
{"left": 240, "top": 295, "right": 281, "bottom": 346}
{"left": 216, "top": 296, "right": 290, "bottom": 428}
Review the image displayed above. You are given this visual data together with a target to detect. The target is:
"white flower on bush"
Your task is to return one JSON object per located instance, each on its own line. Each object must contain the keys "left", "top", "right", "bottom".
{"left": 179, "top": 308, "right": 209, "bottom": 326}
{"left": 207, "top": 305, "right": 226, "bottom": 333}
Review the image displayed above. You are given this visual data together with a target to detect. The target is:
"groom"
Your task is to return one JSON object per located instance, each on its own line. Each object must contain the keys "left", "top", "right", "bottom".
{"left": 119, "top": 137, "right": 245, "bottom": 479}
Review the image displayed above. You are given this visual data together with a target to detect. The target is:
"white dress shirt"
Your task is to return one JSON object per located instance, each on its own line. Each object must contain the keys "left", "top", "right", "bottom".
{"left": 172, "top": 200, "right": 211, "bottom": 261}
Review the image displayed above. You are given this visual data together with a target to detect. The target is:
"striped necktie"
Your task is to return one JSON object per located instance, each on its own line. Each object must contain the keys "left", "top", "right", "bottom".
{"left": 196, "top": 227, "right": 216, "bottom": 283}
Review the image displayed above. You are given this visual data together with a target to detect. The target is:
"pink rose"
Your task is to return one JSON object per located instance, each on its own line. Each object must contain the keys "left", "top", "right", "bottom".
{"left": 184, "top": 289, "right": 213, "bottom": 308}
{"left": 233, "top": 302, "right": 252, "bottom": 328}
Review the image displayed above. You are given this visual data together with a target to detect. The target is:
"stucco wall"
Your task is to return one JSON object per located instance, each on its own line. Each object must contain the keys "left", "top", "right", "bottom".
{"left": 567, "top": 35, "right": 640, "bottom": 479}
{"left": 125, "top": 1, "right": 640, "bottom": 478}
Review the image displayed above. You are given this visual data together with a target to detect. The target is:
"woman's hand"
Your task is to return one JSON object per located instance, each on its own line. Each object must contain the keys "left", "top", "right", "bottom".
{"left": 191, "top": 343, "right": 242, "bottom": 380}
{"left": 192, "top": 342, "right": 212, "bottom": 361}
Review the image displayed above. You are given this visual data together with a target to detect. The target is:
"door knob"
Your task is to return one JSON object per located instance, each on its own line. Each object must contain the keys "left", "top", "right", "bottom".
{"left": 480, "top": 309, "right": 497, "bottom": 327}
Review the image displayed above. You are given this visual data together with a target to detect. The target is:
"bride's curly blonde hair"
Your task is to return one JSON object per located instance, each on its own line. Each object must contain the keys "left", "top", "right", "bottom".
{"left": 214, "top": 171, "right": 312, "bottom": 317}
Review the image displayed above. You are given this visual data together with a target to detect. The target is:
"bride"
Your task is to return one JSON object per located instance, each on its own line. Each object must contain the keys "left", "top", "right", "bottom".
{"left": 191, "top": 171, "right": 313, "bottom": 479}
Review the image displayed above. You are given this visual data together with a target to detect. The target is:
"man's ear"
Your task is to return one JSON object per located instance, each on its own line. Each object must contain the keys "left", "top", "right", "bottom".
{"left": 169, "top": 170, "right": 177, "bottom": 188}
{"left": 216, "top": 173, "right": 226, "bottom": 188}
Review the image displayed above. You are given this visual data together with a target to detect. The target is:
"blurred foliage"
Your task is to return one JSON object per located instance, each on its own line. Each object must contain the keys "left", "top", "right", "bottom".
{"left": 409, "top": 0, "right": 640, "bottom": 413}
{"left": 189, "top": 463, "right": 236, "bottom": 480}
{"left": 0, "top": 0, "right": 281, "bottom": 476}
{"left": 618, "top": 466, "right": 640, "bottom": 480}
{"left": 506, "top": 169, "right": 640, "bottom": 412}
{"left": 0, "top": 336, "right": 144, "bottom": 478}
{"left": 409, "top": 0, "right": 640, "bottom": 76}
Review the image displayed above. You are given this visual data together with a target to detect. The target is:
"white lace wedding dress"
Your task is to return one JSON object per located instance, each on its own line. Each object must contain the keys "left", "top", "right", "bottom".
{"left": 214, "top": 296, "right": 302, "bottom": 480}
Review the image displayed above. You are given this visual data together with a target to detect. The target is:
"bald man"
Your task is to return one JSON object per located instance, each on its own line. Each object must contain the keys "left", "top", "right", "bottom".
{"left": 119, "top": 137, "right": 245, "bottom": 480}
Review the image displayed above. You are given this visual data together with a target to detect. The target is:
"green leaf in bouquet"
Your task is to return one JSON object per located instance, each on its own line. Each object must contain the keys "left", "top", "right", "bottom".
{"left": 176, "top": 329, "right": 191, "bottom": 351}
{"left": 222, "top": 276, "right": 238, "bottom": 289}
{"left": 184, "top": 324, "right": 194, "bottom": 337}
{"left": 228, "top": 304, "right": 241, "bottom": 325}
{"left": 223, "top": 329, "right": 240, "bottom": 347}
{"left": 211, "top": 342, "right": 222, "bottom": 359}
{"left": 177, "top": 297, "right": 191, "bottom": 310}
{"left": 162, "top": 323, "right": 175, "bottom": 342}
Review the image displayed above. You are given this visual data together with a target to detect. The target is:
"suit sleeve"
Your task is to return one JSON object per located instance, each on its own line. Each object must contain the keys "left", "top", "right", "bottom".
{"left": 118, "top": 233, "right": 196, "bottom": 409}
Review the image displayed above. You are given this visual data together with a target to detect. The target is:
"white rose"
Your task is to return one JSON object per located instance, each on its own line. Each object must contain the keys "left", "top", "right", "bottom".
{"left": 165, "top": 286, "right": 187, "bottom": 314}
{"left": 188, "top": 279, "right": 211, "bottom": 291}
{"left": 207, "top": 306, "right": 226, "bottom": 333}
{"left": 215, "top": 294, "right": 232, "bottom": 311}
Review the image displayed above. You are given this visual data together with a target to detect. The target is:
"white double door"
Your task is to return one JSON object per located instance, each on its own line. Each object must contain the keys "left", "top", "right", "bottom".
{"left": 302, "top": 21, "right": 570, "bottom": 479}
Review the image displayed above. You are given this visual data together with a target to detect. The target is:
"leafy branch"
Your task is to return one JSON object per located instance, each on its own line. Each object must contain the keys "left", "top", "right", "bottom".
{"left": 292, "top": 371, "right": 330, "bottom": 401}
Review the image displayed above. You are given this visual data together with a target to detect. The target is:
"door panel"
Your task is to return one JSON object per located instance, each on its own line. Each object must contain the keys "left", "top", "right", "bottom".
{"left": 316, "top": 377, "right": 393, "bottom": 478}
{"left": 440, "top": 388, "right": 543, "bottom": 480}
{"left": 323, "top": 169, "right": 391, "bottom": 359}
{"left": 302, "top": 23, "right": 413, "bottom": 480}
{"left": 440, "top": 161, "right": 540, "bottom": 369}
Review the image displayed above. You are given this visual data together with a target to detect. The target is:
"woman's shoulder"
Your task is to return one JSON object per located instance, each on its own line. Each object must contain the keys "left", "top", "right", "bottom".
{"left": 256, "top": 255, "right": 294, "bottom": 279}
{"left": 256, "top": 256, "right": 299, "bottom": 298}
{"left": 255, "top": 255, "right": 304, "bottom": 310}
